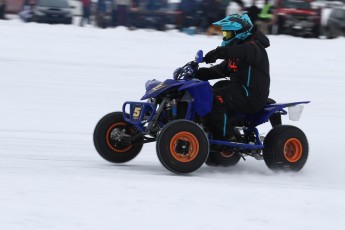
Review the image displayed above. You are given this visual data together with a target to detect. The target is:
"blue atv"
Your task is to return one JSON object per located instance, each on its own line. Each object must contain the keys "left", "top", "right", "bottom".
{"left": 93, "top": 51, "right": 310, "bottom": 174}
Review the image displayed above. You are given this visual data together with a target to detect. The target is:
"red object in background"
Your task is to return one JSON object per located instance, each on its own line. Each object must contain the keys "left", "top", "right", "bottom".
{"left": 6, "top": 0, "right": 36, "bottom": 13}
{"left": 6, "top": 0, "right": 23, "bottom": 13}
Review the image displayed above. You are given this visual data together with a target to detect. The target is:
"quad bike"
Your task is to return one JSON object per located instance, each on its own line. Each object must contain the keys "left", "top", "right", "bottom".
{"left": 93, "top": 51, "right": 310, "bottom": 174}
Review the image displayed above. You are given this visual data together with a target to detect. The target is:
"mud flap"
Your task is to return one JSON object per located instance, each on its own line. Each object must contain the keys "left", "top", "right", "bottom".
{"left": 269, "top": 112, "right": 282, "bottom": 127}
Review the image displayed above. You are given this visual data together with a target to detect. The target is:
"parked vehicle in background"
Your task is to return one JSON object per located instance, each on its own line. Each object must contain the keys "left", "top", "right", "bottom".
{"left": 32, "top": 0, "right": 74, "bottom": 24}
{"left": 272, "top": 0, "right": 321, "bottom": 37}
{"left": 324, "top": 6, "right": 345, "bottom": 38}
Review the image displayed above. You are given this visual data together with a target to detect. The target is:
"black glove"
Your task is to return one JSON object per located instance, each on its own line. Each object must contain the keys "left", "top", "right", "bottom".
{"left": 204, "top": 49, "right": 218, "bottom": 64}
{"left": 194, "top": 68, "right": 210, "bottom": 81}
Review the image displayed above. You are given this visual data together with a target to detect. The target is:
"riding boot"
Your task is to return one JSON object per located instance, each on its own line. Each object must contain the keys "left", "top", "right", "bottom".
{"left": 210, "top": 110, "right": 234, "bottom": 140}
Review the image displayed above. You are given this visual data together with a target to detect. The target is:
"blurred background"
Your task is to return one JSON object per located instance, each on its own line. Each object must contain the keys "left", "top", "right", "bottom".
{"left": 1, "top": 0, "right": 344, "bottom": 38}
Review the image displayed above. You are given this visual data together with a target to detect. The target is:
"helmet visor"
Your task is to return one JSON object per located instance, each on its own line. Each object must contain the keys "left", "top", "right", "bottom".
{"left": 222, "top": 31, "right": 235, "bottom": 40}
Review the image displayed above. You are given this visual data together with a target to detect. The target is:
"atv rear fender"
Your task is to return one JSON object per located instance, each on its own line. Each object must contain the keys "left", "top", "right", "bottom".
{"left": 249, "top": 101, "right": 310, "bottom": 128}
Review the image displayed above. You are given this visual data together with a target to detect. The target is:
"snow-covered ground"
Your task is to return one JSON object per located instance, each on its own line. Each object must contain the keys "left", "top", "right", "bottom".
{"left": 0, "top": 19, "right": 345, "bottom": 230}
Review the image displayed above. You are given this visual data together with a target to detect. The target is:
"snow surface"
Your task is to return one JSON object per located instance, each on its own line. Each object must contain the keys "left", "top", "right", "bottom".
{"left": 1, "top": 19, "right": 345, "bottom": 230}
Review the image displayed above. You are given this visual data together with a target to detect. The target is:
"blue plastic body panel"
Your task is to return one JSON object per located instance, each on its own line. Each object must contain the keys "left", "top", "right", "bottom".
{"left": 247, "top": 101, "right": 310, "bottom": 128}
{"left": 178, "top": 80, "right": 213, "bottom": 117}
{"left": 141, "top": 79, "right": 183, "bottom": 100}
{"left": 141, "top": 79, "right": 213, "bottom": 117}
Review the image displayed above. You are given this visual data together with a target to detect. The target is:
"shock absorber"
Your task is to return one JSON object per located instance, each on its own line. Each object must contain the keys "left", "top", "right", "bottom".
{"left": 171, "top": 99, "right": 177, "bottom": 118}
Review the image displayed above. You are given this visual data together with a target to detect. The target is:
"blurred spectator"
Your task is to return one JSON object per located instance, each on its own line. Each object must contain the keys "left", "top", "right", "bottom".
{"left": 203, "top": 0, "right": 224, "bottom": 35}
{"left": 178, "top": 0, "right": 198, "bottom": 32}
{"left": 226, "top": 0, "right": 244, "bottom": 16}
{"left": 80, "top": 0, "right": 91, "bottom": 27}
{"left": 116, "top": 0, "right": 130, "bottom": 27}
{"left": 95, "top": 0, "right": 114, "bottom": 28}
{"left": 0, "top": 0, "right": 6, "bottom": 20}
{"left": 257, "top": 0, "right": 273, "bottom": 21}
{"left": 246, "top": 0, "right": 260, "bottom": 24}
{"left": 19, "top": 0, "right": 35, "bottom": 22}
{"left": 96, "top": 0, "right": 107, "bottom": 28}
{"left": 194, "top": 0, "right": 208, "bottom": 33}
{"left": 146, "top": 0, "right": 167, "bottom": 11}
{"left": 203, "top": 0, "right": 224, "bottom": 24}
{"left": 146, "top": 0, "right": 168, "bottom": 30}
{"left": 256, "top": 0, "right": 273, "bottom": 34}
{"left": 131, "top": 0, "right": 139, "bottom": 8}
{"left": 221, "top": 0, "right": 231, "bottom": 8}
{"left": 128, "top": 0, "right": 168, "bottom": 31}
{"left": 111, "top": 0, "right": 117, "bottom": 27}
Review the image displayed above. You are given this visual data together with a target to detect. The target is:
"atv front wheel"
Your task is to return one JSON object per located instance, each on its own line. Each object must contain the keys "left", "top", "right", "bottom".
{"left": 263, "top": 125, "right": 308, "bottom": 172}
{"left": 156, "top": 120, "right": 209, "bottom": 174}
{"left": 93, "top": 112, "right": 143, "bottom": 163}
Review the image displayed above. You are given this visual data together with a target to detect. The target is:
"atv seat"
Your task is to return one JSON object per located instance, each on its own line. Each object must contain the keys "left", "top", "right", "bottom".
{"left": 231, "top": 98, "right": 277, "bottom": 127}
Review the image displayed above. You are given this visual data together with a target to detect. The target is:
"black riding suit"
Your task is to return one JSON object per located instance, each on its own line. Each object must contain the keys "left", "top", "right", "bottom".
{"left": 195, "top": 28, "right": 270, "bottom": 139}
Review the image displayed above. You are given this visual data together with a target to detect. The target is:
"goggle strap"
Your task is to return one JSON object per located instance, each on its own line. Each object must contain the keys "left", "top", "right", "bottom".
{"left": 235, "top": 26, "right": 252, "bottom": 35}
{"left": 224, "top": 16, "right": 252, "bottom": 35}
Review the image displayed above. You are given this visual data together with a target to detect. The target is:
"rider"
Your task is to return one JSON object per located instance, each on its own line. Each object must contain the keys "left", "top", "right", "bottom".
{"left": 195, "top": 13, "right": 270, "bottom": 140}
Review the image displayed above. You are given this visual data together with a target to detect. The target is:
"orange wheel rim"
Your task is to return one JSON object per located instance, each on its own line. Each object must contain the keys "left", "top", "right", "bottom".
{"left": 283, "top": 138, "right": 303, "bottom": 162}
{"left": 220, "top": 151, "right": 235, "bottom": 158}
{"left": 106, "top": 122, "right": 132, "bottom": 152}
{"left": 170, "top": 131, "right": 199, "bottom": 163}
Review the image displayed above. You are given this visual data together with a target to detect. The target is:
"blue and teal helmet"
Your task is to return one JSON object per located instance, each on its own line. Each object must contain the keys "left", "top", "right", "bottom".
{"left": 213, "top": 14, "right": 254, "bottom": 46}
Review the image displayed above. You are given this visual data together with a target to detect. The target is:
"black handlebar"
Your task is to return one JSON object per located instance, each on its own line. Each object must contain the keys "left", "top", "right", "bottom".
{"left": 174, "top": 61, "right": 199, "bottom": 80}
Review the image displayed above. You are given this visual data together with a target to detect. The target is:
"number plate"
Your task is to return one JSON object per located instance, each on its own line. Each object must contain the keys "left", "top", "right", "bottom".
{"left": 132, "top": 106, "right": 142, "bottom": 120}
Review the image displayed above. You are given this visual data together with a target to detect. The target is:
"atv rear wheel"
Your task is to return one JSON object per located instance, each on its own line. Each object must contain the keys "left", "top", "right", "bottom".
{"left": 93, "top": 112, "right": 143, "bottom": 163}
{"left": 205, "top": 150, "right": 241, "bottom": 167}
{"left": 263, "top": 125, "right": 308, "bottom": 172}
{"left": 156, "top": 120, "right": 209, "bottom": 174}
